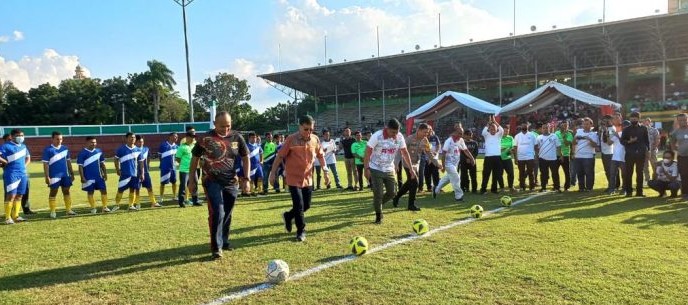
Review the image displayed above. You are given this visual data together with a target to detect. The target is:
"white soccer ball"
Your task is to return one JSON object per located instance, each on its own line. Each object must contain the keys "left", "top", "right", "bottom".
{"left": 266, "top": 259, "right": 290, "bottom": 283}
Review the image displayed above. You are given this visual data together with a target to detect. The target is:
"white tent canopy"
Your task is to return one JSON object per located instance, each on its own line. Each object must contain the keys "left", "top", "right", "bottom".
{"left": 497, "top": 81, "right": 621, "bottom": 116}
{"left": 406, "top": 91, "right": 501, "bottom": 122}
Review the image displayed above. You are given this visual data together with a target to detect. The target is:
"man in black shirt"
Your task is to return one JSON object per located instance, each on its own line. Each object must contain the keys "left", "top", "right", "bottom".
{"left": 621, "top": 111, "right": 649, "bottom": 197}
{"left": 188, "top": 111, "right": 250, "bottom": 260}
{"left": 339, "top": 128, "right": 358, "bottom": 190}
{"left": 461, "top": 129, "right": 479, "bottom": 193}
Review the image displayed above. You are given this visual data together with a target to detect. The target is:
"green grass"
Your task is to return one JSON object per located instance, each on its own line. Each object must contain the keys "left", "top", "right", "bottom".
{"left": 1, "top": 159, "right": 687, "bottom": 305}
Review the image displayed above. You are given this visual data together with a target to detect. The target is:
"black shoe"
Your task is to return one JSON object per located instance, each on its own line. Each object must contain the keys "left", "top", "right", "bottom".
{"left": 346, "top": 186, "right": 354, "bottom": 191}
{"left": 539, "top": 188, "right": 547, "bottom": 193}
{"left": 275, "top": 189, "right": 281, "bottom": 194}
{"left": 455, "top": 197, "right": 464, "bottom": 202}
{"left": 635, "top": 193, "right": 645, "bottom": 197}
{"left": 392, "top": 197, "right": 399, "bottom": 207}
{"left": 23, "top": 209, "right": 36, "bottom": 215}
{"left": 211, "top": 251, "right": 223, "bottom": 260}
{"left": 282, "top": 212, "right": 293, "bottom": 233}
{"left": 221, "top": 243, "right": 234, "bottom": 251}
{"left": 192, "top": 203, "right": 203, "bottom": 206}
{"left": 326, "top": 184, "right": 331, "bottom": 189}
{"left": 296, "top": 233, "right": 306, "bottom": 242}
{"left": 407, "top": 205, "right": 421, "bottom": 211}
{"left": 337, "top": 185, "right": 343, "bottom": 189}
{"left": 374, "top": 212, "right": 383, "bottom": 224}
{"left": 432, "top": 188, "right": 437, "bottom": 199}
{"left": 179, "top": 203, "right": 186, "bottom": 208}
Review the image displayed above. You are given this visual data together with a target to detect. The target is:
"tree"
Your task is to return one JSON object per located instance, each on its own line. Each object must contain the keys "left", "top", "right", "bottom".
{"left": 193, "top": 72, "right": 253, "bottom": 129}
{"left": 146, "top": 60, "right": 176, "bottom": 123}
{"left": 57, "top": 78, "right": 113, "bottom": 124}
{"left": 159, "top": 92, "right": 189, "bottom": 122}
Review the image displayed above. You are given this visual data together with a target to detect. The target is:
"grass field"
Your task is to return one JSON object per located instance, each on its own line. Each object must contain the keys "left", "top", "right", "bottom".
{"left": 1, "top": 159, "right": 687, "bottom": 305}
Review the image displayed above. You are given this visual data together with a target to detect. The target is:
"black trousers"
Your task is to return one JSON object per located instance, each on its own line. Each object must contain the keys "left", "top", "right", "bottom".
{"left": 356, "top": 164, "right": 364, "bottom": 190}
{"left": 417, "top": 159, "right": 426, "bottom": 192}
{"left": 498, "top": 159, "right": 514, "bottom": 189}
{"left": 287, "top": 186, "right": 313, "bottom": 235}
{"left": 424, "top": 162, "right": 440, "bottom": 191}
{"left": 395, "top": 167, "right": 418, "bottom": 207}
{"left": 481, "top": 156, "right": 502, "bottom": 192}
{"left": 558, "top": 156, "right": 571, "bottom": 190}
{"left": 517, "top": 159, "right": 536, "bottom": 190}
{"left": 460, "top": 161, "right": 477, "bottom": 192}
{"left": 539, "top": 158, "right": 560, "bottom": 190}
{"left": 679, "top": 156, "right": 688, "bottom": 196}
{"left": 623, "top": 154, "right": 646, "bottom": 195}
{"left": 396, "top": 160, "right": 404, "bottom": 189}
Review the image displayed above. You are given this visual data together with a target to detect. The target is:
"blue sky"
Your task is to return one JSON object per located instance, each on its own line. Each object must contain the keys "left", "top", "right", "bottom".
{"left": 0, "top": 0, "right": 668, "bottom": 113}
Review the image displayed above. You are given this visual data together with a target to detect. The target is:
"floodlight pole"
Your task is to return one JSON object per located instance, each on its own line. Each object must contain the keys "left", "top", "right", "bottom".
{"left": 173, "top": 0, "right": 195, "bottom": 122}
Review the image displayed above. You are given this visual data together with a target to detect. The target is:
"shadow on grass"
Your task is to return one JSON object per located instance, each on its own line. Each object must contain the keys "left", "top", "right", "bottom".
{"left": 0, "top": 243, "right": 208, "bottom": 291}
{"left": 621, "top": 201, "right": 688, "bottom": 229}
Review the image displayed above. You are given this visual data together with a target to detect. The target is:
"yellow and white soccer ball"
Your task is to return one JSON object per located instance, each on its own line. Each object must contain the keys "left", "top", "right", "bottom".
{"left": 266, "top": 259, "right": 290, "bottom": 283}
{"left": 349, "top": 236, "right": 369, "bottom": 256}
{"left": 470, "top": 205, "right": 484, "bottom": 218}
{"left": 500, "top": 195, "right": 512, "bottom": 207}
{"left": 412, "top": 219, "right": 429, "bottom": 235}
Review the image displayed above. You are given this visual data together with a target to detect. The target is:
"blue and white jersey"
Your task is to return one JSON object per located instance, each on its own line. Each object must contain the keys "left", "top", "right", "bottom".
{"left": 115, "top": 144, "right": 142, "bottom": 177}
{"left": 247, "top": 142, "right": 262, "bottom": 171}
{"left": 139, "top": 146, "right": 150, "bottom": 173}
{"left": 42, "top": 145, "right": 70, "bottom": 178}
{"left": 0, "top": 142, "right": 29, "bottom": 176}
{"left": 159, "top": 141, "right": 177, "bottom": 172}
{"left": 77, "top": 148, "right": 105, "bottom": 180}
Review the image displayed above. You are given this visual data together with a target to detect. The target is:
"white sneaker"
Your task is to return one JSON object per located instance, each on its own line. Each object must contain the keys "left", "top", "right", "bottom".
{"left": 135, "top": 204, "right": 141, "bottom": 210}
{"left": 152, "top": 203, "right": 162, "bottom": 208}
{"left": 91, "top": 208, "right": 97, "bottom": 214}
{"left": 128, "top": 206, "right": 138, "bottom": 211}
{"left": 5, "top": 218, "right": 14, "bottom": 225}
{"left": 14, "top": 216, "right": 26, "bottom": 222}
{"left": 66, "top": 210, "right": 77, "bottom": 216}
{"left": 102, "top": 207, "right": 111, "bottom": 213}
{"left": 110, "top": 206, "right": 119, "bottom": 212}
{"left": 50, "top": 211, "right": 57, "bottom": 219}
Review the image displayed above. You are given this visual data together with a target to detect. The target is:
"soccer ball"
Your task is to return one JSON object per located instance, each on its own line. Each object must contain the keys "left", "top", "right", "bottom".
{"left": 470, "top": 205, "right": 484, "bottom": 218}
{"left": 412, "top": 219, "right": 429, "bottom": 235}
{"left": 500, "top": 195, "right": 512, "bottom": 207}
{"left": 266, "top": 259, "right": 290, "bottom": 283}
{"left": 349, "top": 236, "right": 369, "bottom": 256}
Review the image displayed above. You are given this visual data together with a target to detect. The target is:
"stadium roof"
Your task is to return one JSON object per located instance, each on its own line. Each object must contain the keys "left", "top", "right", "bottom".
{"left": 259, "top": 12, "right": 688, "bottom": 101}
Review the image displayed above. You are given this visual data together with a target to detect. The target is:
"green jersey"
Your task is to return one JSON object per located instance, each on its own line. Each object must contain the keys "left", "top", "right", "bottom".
{"left": 500, "top": 135, "right": 514, "bottom": 160}
{"left": 262, "top": 141, "right": 277, "bottom": 160}
{"left": 351, "top": 140, "right": 367, "bottom": 165}
{"left": 175, "top": 142, "right": 194, "bottom": 173}
{"left": 555, "top": 130, "right": 574, "bottom": 157}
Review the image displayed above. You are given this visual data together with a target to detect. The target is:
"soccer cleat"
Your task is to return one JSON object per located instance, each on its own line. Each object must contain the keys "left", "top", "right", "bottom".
{"left": 152, "top": 203, "right": 162, "bottom": 208}
{"left": 128, "top": 206, "right": 138, "bottom": 211}
{"left": 102, "top": 207, "right": 112, "bottom": 213}
{"left": 5, "top": 219, "right": 14, "bottom": 225}
{"left": 66, "top": 210, "right": 77, "bottom": 216}
{"left": 14, "top": 216, "right": 26, "bottom": 222}
{"left": 50, "top": 211, "right": 57, "bottom": 219}
{"left": 91, "top": 208, "right": 97, "bottom": 214}
{"left": 296, "top": 233, "right": 306, "bottom": 242}
{"left": 135, "top": 204, "right": 141, "bottom": 210}
{"left": 23, "top": 209, "right": 36, "bottom": 215}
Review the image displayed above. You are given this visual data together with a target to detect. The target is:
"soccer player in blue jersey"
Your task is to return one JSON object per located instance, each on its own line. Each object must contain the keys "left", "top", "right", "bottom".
{"left": 0, "top": 129, "right": 31, "bottom": 224}
{"left": 114, "top": 132, "right": 145, "bottom": 211}
{"left": 77, "top": 136, "right": 116, "bottom": 214}
{"left": 159, "top": 132, "right": 178, "bottom": 202}
{"left": 135, "top": 135, "right": 160, "bottom": 208}
{"left": 42, "top": 131, "right": 76, "bottom": 218}
{"left": 238, "top": 132, "right": 263, "bottom": 196}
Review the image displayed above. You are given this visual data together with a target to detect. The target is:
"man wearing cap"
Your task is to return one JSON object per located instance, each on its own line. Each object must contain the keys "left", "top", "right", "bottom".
{"left": 621, "top": 111, "right": 649, "bottom": 197}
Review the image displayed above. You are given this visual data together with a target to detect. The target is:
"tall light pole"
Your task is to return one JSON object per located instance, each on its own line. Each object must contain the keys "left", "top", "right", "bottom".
{"left": 172, "top": 0, "right": 195, "bottom": 122}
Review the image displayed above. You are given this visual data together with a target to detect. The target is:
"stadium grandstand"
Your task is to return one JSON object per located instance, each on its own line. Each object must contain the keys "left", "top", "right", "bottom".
{"left": 259, "top": 11, "right": 688, "bottom": 138}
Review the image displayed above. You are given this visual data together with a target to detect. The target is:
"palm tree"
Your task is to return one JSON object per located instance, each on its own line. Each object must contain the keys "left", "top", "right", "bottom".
{"left": 146, "top": 60, "right": 176, "bottom": 123}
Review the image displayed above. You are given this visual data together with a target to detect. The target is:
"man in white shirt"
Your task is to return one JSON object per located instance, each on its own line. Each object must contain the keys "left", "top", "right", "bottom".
{"left": 364, "top": 119, "right": 415, "bottom": 224}
{"left": 535, "top": 123, "right": 562, "bottom": 192}
{"left": 314, "top": 130, "right": 343, "bottom": 189}
{"left": 573, "top": 117, "right": 599, "bottom": 191}
{"left": 514, "top": 122, "right": 537, "bottom": 191}
{"left": 609, "top": 120, "right": 630, "bottom": 195}
{"left": 480, "top": 115, "right": 504, "bottom": 194}
{"left": 433, "top": 123, "right": 474, "bottom": 202}
{"left": 599, "top": 115, "right": 619, "bottom": 192}
{"left": 648, "top": 150, "right": 680, "bottom": 198}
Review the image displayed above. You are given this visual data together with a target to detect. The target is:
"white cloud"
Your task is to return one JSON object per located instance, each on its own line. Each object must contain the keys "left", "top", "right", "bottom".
{"left": 0, "top": 36, "right": 8, "bottom": 43}
{"left": 205, "top": 58, "right": 277, "bottom": 112}
{"left": 12, "top": 31, "right": 24, "bottom": 41}
{"left": 0, "top": 49, "right": 90, "bottom": 91}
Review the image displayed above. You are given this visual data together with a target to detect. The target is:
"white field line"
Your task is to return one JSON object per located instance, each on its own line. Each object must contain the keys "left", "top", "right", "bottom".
{"left": 201, "top": 193, "right": 546, "bottom": 305}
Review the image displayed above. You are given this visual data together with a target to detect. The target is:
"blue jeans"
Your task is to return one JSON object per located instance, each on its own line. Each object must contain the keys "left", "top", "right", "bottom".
{"left": 315, "top": 163, "right": 341, "bottom": 188}
{"left": 203, "top": 180, "right": 238, "bottom": 253}
{"left": 178, "top": 171, "right": 198, "bottom": 206}
{"left": 608, "top": 161, "right": 625, "bottom": 192}
{"left": 574, "top": 157, "right": 595, "bottom": 191}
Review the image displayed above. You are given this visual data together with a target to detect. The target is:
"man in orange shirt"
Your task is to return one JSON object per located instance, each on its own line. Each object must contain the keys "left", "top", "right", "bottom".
{"left": 270, "top": 115, "right": 329, "bottom": 242}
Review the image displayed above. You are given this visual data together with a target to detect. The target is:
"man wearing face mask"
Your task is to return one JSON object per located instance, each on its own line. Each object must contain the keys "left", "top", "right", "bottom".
{"left": 0, "top": 129, "right": 31, "bottom": 224}
{"left": 648, "top": 150, "right": 680, "bottom": 198}
{"left": 621, "top": 112, "right": 649, "bottom": 197}
{"left": 669, "top": 113, "right": 688, "bottom": 200}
